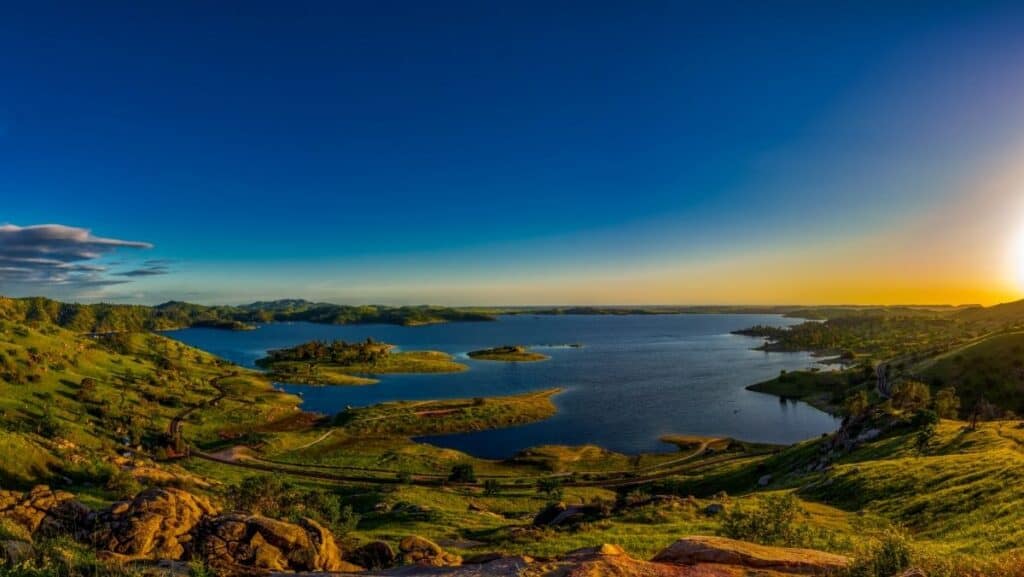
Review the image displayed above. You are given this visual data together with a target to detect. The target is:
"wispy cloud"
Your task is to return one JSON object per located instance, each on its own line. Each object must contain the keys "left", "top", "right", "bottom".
{"left": 114, "top": 265, "right": 171, "bottom": 277}
{"left": 0, "top": 223, "right": 158, "bottom": 294}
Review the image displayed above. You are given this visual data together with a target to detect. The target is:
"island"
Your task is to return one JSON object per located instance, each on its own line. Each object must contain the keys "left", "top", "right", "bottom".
{"left": 467, "top": 344, "right": 550, "bottom": 362}
{"left": 256, "top": 338, "right": 468, "bottom": 385}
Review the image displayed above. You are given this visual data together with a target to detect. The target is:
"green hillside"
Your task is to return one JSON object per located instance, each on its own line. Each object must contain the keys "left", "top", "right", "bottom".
{"left": 912, "top": 332, "right": 1024, "bottom": 417}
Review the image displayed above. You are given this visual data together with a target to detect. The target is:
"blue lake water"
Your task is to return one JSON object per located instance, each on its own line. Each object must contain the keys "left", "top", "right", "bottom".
{"left": 166, "top": 314, "right": 840, "bottom": 457}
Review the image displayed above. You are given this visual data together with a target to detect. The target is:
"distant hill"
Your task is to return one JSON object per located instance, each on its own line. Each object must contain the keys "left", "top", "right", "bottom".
{"left": 0, "top": 296, "right": 496, "bottom": 334}
{"left": 954, "top": 298, "right": 1024, "bottom": 325}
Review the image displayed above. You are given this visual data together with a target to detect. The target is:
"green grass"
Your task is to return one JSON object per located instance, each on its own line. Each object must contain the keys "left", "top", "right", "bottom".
{"left": 0, "top": 319, "right": 298, "bottom": 487}
{"left": 912, "top": 332, "right": 1024, "bottom": 416}
{"left": 333, "top": 389, "right": 560, "bottom": 436}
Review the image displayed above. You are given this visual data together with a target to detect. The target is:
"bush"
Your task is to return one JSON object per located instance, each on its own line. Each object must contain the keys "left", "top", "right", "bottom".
{"left": 845, "top": 531, "right": 913, "bottom": 577}
{"left": 105, "top": 468, "right": 142, "bottom": 500}
{"left": 720, "top": 493, "right": 812, "bottom": 546}
{"left": 448, "top": 464, "right": 476, "bottom": 483}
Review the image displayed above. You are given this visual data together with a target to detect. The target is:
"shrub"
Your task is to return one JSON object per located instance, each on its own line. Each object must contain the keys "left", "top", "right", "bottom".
{"left": 720, "top": 493, "right": 812, "bottom": 546}
{"left": 844, "top": 531, "right": 913, "bottom": 577}
{"left": 448, "top": 464, "right": 477, "bottom": 483}
{"left": 105, "top": 468, "right": 142, "bottom": 500}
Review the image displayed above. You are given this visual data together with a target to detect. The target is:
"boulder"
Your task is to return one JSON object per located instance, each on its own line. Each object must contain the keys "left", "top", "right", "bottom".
{"left": 0, "top": 485, "right": 91, "bottom": 538}
{"left": 192, "top": 513, "right": 360, "bottom": 573}
{"left": 349, "top": 540, "right": 397, "bottom": 570}
{"left": 399, "top": 535, "right": 461, "bottom": 567}
{"left": 89, "top": 487, "right": 219, "bottom": 560}
{"left": 758, "top": 474, "right": 773, "bottom": 487}
{"left": 652, "top": 535, "right": 850, "bottom": 575}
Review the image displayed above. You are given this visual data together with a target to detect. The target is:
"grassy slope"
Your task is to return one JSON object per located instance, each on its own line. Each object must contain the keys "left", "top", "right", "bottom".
{"left": 912, "top": 332, "right": 1024, "bottom": 416}
{"left": 659, "top": 416, "right": 1024, "bottom": 558}
{"left": 0, "top": 319, "right": 298, "bottom": 486}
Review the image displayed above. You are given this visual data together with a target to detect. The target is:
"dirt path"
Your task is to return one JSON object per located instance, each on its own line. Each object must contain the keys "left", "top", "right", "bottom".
{"left": 168, "top": 373, "right": 231, "bottom": 451}
{"left": 294, "top": 429, "right": 335, "bottom": 451}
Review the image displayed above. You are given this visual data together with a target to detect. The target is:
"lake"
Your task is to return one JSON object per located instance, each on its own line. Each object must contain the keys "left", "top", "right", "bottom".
{"left": 166, "top": 314, "right": 840, "bottom": 457}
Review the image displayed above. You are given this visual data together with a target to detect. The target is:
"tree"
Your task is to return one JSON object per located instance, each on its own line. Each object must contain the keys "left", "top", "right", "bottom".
{"left": 892, "top": 380, "right": 931, "bottom": 411}
{"left": 933, "top": 386, "right": 960, "bottom": 419}
{"left": 448, "top": 463, "right": 477, "bottom": 483}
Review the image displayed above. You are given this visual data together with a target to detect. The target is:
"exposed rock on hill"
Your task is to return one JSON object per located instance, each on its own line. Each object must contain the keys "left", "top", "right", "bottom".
{"left": 652, "top": 536, "right": 850, "bottom": 575}
{"left": 0, "top": 485, "right": 90, "bottom": 538}
{"left": 89, "top": 487, "right": 219, "bottom": 560}
{"left": 193, "top": 513, "right": 360, "bottom": 573}
{"left": 326, "top": 536, "right": 850, "bottom": 577}
{"left": 398, "top": 535, "right": 462, "bottom": 567}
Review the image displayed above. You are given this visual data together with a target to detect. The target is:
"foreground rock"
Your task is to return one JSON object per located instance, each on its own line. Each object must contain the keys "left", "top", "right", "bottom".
{"left": 193, "top": 513, "right": 361, "bottom": 573}
{"left": 326, "top": 536, "right": 849, "bottom": 577}
{"left": 398, "top": 535, "right": 461, "bottom": 567}
{"left": 0, "top": 485, "right": 91, "bottom": 538}
{"left": 89, "top": 487, "right": 219, "bottom": 560}
{"left": 652, "top": 536, "right": 850, "bottom": 575}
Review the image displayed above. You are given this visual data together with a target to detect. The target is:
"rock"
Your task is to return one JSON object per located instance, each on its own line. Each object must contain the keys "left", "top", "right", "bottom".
{"left": 897, "top": 569, "right": 927, "bottom": 577}
{"left": 703, "top": 503, "right": 725, "bottom": 516}
{"left": 349, "top": 540, "right": 397, "bottom": 570}
{"left": 399, "top": 535, "right": 461, "bottom": 567}
{"left": 652, "top": 535, "right": 850, "bottom": 575}
{"left": 0, "top": 485, "right": 91, "bottom": 538}
{"left": 193, "top": 513, "right": 359, "bottom": 573}
{"left": 89, "top": 487, "right": 219, "bottom": 560}
{"left": 758, "top": 474, "right": 773, "bottom": 487}
{"left": 565, "top": 543, "right": 626, "bottom": 557}
{"left": 316, "top": 537, "right": 853, "bottom": 577}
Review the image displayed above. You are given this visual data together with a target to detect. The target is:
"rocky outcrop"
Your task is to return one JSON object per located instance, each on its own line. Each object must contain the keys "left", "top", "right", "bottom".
{"left": 398, "top": 535, "right": 461, "bottom": 567}
{"left": 0, "top": 485, "right": 91, "bottom": 538}
{"left": 328, "top": 536, "right": 850, "bottom": 577}
{"left": 652, "top": 536, "right": 850, "bottom": 575}
{"left": 89, "top": 487, "right": 219, "bottom": 560}
{"left": 192, "top": 513, "right": 361, "bottom": 573}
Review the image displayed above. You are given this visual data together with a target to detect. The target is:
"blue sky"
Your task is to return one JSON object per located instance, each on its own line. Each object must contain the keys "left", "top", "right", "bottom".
{"left": 3, "top": 1, "right": 1024, "bottom": 305}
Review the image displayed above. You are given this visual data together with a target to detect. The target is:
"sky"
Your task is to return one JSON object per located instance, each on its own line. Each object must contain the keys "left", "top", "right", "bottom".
{"left": 3, "top": 1, "right": 1024, "bottom": 306}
